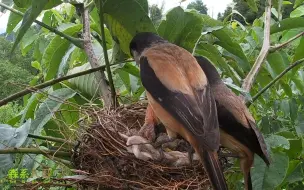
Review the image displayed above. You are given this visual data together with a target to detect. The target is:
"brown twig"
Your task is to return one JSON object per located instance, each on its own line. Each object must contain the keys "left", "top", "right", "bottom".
{"left": 0, "top": 64, "right": 111, "bottom": 107}
{"left": 270, "top": 31, "right": 304, "bottom": 52}
{"left": 81, "top": 4, "right": 112, "bottom": 107}
{"left": 242, "top": 0, "right": 272, "bottom": 97}
{"left": 247, "top": 57, "right": 304, "bottom": 106}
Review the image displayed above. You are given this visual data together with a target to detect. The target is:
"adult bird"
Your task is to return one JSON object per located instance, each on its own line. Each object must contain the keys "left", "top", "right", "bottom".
{"left": 195, "top": 56, "right": 271, "bottom": 190}
{"left": 129, "top": 32, "right": 228, "bottom": 190}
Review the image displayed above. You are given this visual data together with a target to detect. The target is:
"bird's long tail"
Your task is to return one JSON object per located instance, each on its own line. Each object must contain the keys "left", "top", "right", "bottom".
{"left": 199, "top": 150, "right": 228, "bottom": 190}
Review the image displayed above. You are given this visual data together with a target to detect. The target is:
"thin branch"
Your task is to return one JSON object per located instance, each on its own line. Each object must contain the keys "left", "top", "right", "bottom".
{"left": 269, "top": 31, "right": 304, "bottom": 52}
{"left": 81, "top": 4, "right": 112, "bottom": 108}
{"left": 0, "top": 63, "right": 115, "bottom": 107}
{"left": 98, "top": 2, "right": 117, "bottom": 107}
{"left": 0, "top": 2, "right": 83, "bottom": 49}
{"left": 0, "top": 148, "right": 70, "bottom": 157}
{"left": 247, "top": 58, "right": 304, "bottom": 107}
{"left": 28, "top": 134, "right": 74, "bottom": 145}
{"left": 242, "top": 0, "right": 272, "bottom": 95}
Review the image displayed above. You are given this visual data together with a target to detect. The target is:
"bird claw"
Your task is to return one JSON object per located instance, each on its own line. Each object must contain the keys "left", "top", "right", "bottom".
{"left": 138, "top": 123, "right": 156, "bottom": 142}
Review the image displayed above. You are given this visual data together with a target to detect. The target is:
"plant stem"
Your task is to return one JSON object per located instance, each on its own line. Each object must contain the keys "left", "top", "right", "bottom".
{"left": 242, "top": 0, "right": 272, "bottom": 97}
{"left": 81, "top": 4, "right": 112, "bottom": 107}
{"left": 28, "top": 134, "right": 74, "bottom": 145}
{"left": 98, "top": 2, "right": 117, "bottom": 108}
{"left": 247, "top": 58, "right": 304, "bottom": 106}
{"left": 269, "top": 31, "right": 304, "bottom": 52}
{"left": 0, "top": 63, "right": 119, "bottom": 107}
{"left": 0, "top": 148, "right": 71, "bottom": 157}
{"left": 0, "top": 2, "right": 83, "bottom": 49}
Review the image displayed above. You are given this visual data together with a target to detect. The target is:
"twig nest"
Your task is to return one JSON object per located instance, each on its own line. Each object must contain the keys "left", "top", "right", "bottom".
{"left": 72, "top": 102, "right": 210, "bottom": 189}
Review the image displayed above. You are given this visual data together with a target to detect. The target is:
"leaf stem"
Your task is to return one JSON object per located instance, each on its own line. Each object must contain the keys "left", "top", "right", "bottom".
{"left": 241, "top": 0, "right": 272, "bottom": 97}
{"left": 98, "top": 2, "right": 117, "bottom": 108}
{"left": 28, "top": 134, "right": 74, "bottom": 145}
{"left": 0, "top": 148, "right": 71, "bottom": 157}
{"left": 0, "top": 2, "right": 83, "bottom": 49}
{"left": 247, "top": 58, "right": 304, "bottom": 106}
{"left": 269, "top": 31, "right": 304, "bottom": 52}
{"left": 0, "top": 62, "right": 120, "bottom": 107}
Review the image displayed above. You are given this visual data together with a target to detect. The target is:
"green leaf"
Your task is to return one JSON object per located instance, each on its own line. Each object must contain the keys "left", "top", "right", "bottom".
{"left": 266, "top": 134, "right": 290, "bottom": 150}
{"left": 295, "top": 114, "right": 304, "bottom": 137}
{"left": 67, "top": 62, "right": 106, "bottom": 98}
{"left": 42, "top": 24, "right": 82, "bottom": 81}
{"left": 283, "top": 1, "right": 292, "bottom": 5}
{"left": 13, "top": 0, "right": 62, "bottom": 9}
{"left": 158, "top": 7, "right": 204, "bottom": 51}
{"left": 252, "top": 152, "right": 289, "bottom": 190}
{"left": 29, "top": 88, "right": 76, "bottom": 136}
{"left": 95, "top": 0, "right": 156, "bottom": 55}
{"left": 6, "top": 5, "right": 25, "bottom": 34}
{"left": 12, "top": 0, "right": 48, "bottom": 53}
{"left": 294, "top": 0, "right": 304, "bottom": 8}
{"left": 245, "top": 0, "right": 258, "bottom": 12}
{"left": 212, "top": 29, "right": 250, "bottom": 71}
{"left": 0, "top": 120, "right": 31, "bottom": 178}
{"left": 290, "top": 5, "right": 304, "bottom": 17}
{"left": 31, "top": 61, "right": 41, "bottom": 71}
{"left": 293, "top": 37, "right": 304, "bottom": 62}
{"left": 271, "top": 18, "right": 304, "bottom": 34}
{"left": 20, "top": 27, "right": 39, "bottom": 55}
{"left": 285, "top": 161, "right": 304, "bottom": 184}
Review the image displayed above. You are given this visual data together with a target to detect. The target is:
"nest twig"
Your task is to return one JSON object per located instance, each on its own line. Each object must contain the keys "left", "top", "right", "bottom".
{"left": 71, "top": 102, "right": 232, "bottom": 189}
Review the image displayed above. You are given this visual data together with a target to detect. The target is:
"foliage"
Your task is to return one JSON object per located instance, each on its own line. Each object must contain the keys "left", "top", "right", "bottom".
{"left": 0, "top": 0, "right": 303, "bottom": 189}
{"left": 149, "top": 3, "right": 164, "bottom": 27}
{"left": 187, "top": 0, "right": 208, "bottom": 14}
{"left": 218, "top": 0, "right": 296, "bottom": 23}
{"left": 0, "top": 103, "right": 22, "bottom": 123}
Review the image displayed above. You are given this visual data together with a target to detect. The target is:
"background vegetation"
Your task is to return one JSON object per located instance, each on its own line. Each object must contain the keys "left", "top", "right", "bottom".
{"left": 0, "top": 0, "right": 303, "bottom": 189}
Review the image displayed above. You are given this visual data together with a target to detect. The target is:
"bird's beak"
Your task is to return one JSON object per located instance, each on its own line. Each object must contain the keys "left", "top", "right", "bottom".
{"left": 132, "top": 50, "right": 141, "bottom": 65}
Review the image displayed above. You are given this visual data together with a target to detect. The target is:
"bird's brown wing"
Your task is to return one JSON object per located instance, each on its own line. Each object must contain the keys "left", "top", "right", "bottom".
{"left": 216, "top": 101, "right": 270, "bottom": 165}
{"left": 139, "top": 54, "right": 220, "bottom": 151}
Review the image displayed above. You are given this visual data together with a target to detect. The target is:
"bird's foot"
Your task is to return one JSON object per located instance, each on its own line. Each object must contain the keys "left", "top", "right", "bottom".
{"left": 138, "top": 123, "right": 156, "bottom": 142}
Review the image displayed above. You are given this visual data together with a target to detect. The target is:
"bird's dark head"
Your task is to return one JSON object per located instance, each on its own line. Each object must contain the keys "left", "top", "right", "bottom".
{"left": 129, "top": 32, "right": 166, "bottom": 63}
{"left": 194, "top": 56, "right": 221, "bottom": 85}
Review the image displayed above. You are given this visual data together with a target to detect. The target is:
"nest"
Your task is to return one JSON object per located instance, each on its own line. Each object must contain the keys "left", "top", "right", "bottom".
{"left": 72, "top": 102, "right": 227, "bottom": 189}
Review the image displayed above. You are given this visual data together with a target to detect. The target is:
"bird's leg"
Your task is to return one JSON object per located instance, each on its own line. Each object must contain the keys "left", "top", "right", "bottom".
{"left": 138, "top": 104, "right": 158, "bottom": 142}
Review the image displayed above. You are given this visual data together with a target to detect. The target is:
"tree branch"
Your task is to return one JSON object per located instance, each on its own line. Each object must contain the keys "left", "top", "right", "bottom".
{"left": 0, "top": 2, "right": 83, "bottom": 49}
{"left": 98, "top": 2, "right": 117, "bottom": 107}
{"left": 0, "top": 63, "right": 116, "bottom": 107}
{"left": 269, "top": 31, "right": 304, "bottom": 53}
{"left": 81, "top": 4, "right": 112, "bottom": 108}
{"left": 242, "top": 0, "right": 272, "bottom": 96}
{"left": 0, "top": 148, "right": 70, "bottom": 157}
{"left": 247, "top": 58, "right": 304, "bottom": 107}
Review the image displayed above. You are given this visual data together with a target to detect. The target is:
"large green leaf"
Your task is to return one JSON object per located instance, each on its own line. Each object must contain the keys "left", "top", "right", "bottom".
{"left": 6, "top": 5, "right": 25, "bottom": 34}
{"left": 294, "top": 0, "right": 304, "bottom": 8}
{"left": 252, "top": 152, "right": 289, "bottom": 190}
{"left": 293, "top": 37, "right": 304, "bottom": 62}
{"left": 94, "top": 0, "right": 155, "bottom": 55}
{"left": 290, "top": 5, "right": 304, "bottom": 17}
{"left": 0, "top": 120, "right": 31, "bottom": 178}
{"left": 266, "top": 134, "right": 290, "bottom": 150}
{"left": 245, "top": 0, "right": 258, "bottom": 12}
{"left": 68, "top": 62, "right": 105, "bottom": 98}
{"left": 12, "top": 0, "right": 48, "bottom": 52}
{"left": 42, "top": 24, "right": 82, "bottom": 81}
{"left": 158, "top": 7, "right": 203, "bottom": 51}
{"left": 271, "top": 18, "right": 304, "bottom": 34}
{"left": 13, "top": 0, "right": 62, "bottom": 9}
{"left": 28, "top": 88, "right": 76, "bottom": 136}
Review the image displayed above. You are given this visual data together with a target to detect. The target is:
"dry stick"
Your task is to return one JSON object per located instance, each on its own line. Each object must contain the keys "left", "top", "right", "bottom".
{"left": 269, "top": 31, "right": 304, "bottom": 53}
{"left": 247, "top": 58, "right": 304, "bottom": 107}
{"left": 0, "top": 2, "right": 83, "bottom": 49}
{"left": 242, "top": 0, "right": 272, "bottom": 97}
{"left": 98, "top": 2, "right": 117, "bottom": 107}
{"left": 0, "top": 148, "right": 70, "bottom": 157}
{"left": 81, "top": 5, "right": 112, "bottom": 107}
{"left": 0, "top": 64, "right": 111, "bottom": 107}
